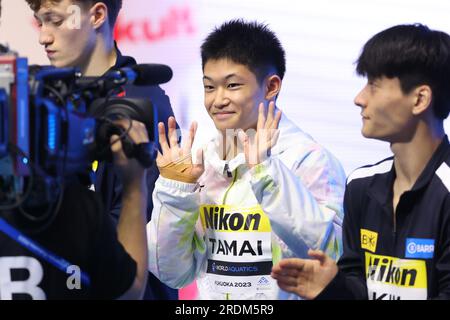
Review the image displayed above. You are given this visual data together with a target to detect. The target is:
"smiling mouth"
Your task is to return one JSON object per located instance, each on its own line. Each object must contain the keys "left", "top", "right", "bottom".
{"left": 212, "top": 112, "right": 236, "bottom": 120}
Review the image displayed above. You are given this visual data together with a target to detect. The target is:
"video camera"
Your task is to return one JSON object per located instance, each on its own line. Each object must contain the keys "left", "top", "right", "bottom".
{"left": 0, "top": 46, "right": 172, "bottom": 214}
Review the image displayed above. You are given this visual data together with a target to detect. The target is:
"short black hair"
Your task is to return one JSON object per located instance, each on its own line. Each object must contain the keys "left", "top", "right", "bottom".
{"left": 201, "top": 19, "right": 286, "bottom": 83}
{"left": 356, "top": 23, "right": 450, "bottom": 120}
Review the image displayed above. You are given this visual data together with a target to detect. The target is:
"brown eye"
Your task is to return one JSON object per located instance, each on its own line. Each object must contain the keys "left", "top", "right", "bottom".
{"left": 51, "top": 19, "right": 64, "bottom": 26}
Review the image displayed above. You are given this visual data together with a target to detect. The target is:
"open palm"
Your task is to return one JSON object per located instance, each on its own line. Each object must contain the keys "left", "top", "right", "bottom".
{"left": 157, "top": 116, "right": 204, "bottom": 183}
{"left": 238, "top": 101, "right": 282, "bottom": 169}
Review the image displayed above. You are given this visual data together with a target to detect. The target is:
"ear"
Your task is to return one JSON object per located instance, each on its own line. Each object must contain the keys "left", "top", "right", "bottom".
{"left": 264, "top": 75, "right": 282, "bottom": 100}
{"left": 412, "top": 85, "right": 432, "bottom": 116}
{"left": 89, "top": 2, "right": 108, "bottom": 30}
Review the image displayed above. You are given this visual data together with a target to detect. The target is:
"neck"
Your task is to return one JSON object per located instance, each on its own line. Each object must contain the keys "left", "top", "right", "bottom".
{"left": 391, "top": 120, "right": 445, "bottom": 185}
{"left": 81, "top": 33, "right": 117, "bottom": 76}
{"left": 220, "top": 132, "right": 241, "bottom": 161}
{"left": 219, "top": 130, "right": 250, "bottom": 161}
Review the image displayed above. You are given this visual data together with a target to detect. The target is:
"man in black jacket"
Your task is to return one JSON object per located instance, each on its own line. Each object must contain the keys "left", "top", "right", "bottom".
{"left": 1, "top": 118, "right": 150, "bottom": 300}
{"left": 4, "top": 0, "right": 143, "bottom": 300}
{"left": 271, "top": 24, "right": 450, "bottom": 300}
{"left": 25, "top": 0, "right": 177, "bottom": 299}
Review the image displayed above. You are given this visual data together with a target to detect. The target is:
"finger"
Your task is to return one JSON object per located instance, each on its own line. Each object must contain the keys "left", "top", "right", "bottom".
{"left": 110, "top": 134, "right": 122, "bottom": 153}
{"left": 270, "top": 128, "right": 281, "bottom": 149}
{"left": 272, "top": 109, "right": 282, "bottom": 130}
{"left": 272, "top": 267, "right": 300, "bottom": 278}
{"left": 278, "top": 258, "right": 307, "bottom": 270}
{"left": 158, "top": 122, "right": 170, "bottom": 154}
{"left": 308, "top": 249, "right": 328, "bottom": 265}
{"left": 265, "top": 101, "right": 275, "bottom": 128}
{"left": 168, "top": 116, "right": 179, "bottom": 149}
{"left": 274, "top": 275, "right": 298, "bottom": 287}
{"left": 237, "top": 130, "right": 252, "bottom": 164}
{"left": 111, "top": 118, "right": 129, "bottom": 130}
{"left": 271, "top": 262, "right": 283, "bottom": 274}
{"left": 125, "top": 120, "right": 148, "bottom": 144}
{"left": 272, "top": 260, "right": 302, "bottom": 276}
{"left": 256, "top": 103, "right": 266, "bottom": 131}
{"left": 183, "top": 122, "right": 197, "bottom": 155}
{"left": 193, "top": 148, "right": 204, "bottom": 171}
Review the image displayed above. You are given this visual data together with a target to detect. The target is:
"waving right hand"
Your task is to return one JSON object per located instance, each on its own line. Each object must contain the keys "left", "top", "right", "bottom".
{"left": 157, "top": 116, "right": 204, "bottom": 183}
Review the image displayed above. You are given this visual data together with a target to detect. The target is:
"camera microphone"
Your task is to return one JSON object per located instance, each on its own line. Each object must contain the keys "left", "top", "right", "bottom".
{"left": 127, "top": 63, "right": 173, "bottom": 86}
{"left": 74, "top": 63, "right": 173, "bottom": 97}
{"left": 98, "top": 63, "right": 173, "bottom": 87}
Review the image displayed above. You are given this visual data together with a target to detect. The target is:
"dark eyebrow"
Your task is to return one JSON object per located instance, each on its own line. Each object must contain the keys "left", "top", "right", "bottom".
{"left": 34, "top": 10, "right": 64, "bottom": 20}
{"left": 225, "top": 74, "right": 240, "bottom": 80}
{"left": 203, "top": 74, "right": 242, "bottom": 81}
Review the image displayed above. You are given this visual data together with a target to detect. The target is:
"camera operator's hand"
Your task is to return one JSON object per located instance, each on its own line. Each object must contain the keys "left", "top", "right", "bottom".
{"left": 157, "top": 116, "right": 204, "bottom": 183}
{"left": 110, "top": 119, "right": 148, "bottom": 186}
{"left": 110, "top": 119, "right": 149, "bottom": 300}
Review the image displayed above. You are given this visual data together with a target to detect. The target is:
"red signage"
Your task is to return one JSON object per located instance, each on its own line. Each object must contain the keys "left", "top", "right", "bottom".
{"left": 114, "top": 6, "right": 196, "bottom": 43}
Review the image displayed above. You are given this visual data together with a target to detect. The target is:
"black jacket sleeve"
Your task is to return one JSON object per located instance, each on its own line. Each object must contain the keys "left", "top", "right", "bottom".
{"left": 87, "top": 193, "right": 137, "bottom": 299}
{"left": 316, "top": 181, "right": 368, "bottom": 300}
{"left": 433, "top": 196, "right": 450, "bottom": 299}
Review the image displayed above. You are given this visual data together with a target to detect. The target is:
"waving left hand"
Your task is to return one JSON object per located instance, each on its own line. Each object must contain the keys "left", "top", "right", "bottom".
{"left": 238, "top": 101, "right": 282, "bottom": 169}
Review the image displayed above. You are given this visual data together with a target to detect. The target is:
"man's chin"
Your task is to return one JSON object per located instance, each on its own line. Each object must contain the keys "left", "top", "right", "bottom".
{"left": 361, "top": 130, "right": 389, "bottom": 142}
{"left": 213, "top": 121, "right": 238, "bottom": 132}
{"left": 49, "top": 60, "right": 62, "bottom": 68}
{"left": 49, "top": 59, "right": 72, "bottom": 69}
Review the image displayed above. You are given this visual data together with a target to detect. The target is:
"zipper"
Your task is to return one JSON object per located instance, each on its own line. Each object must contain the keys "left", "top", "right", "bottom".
{"left": 221, "top": 166, "right": 237, "bottom": 301}
{"left": 224, "top": 163, "right": 232, "bottom": 178}
{"left": 222, "top": 166, "right": 238, "bottom": 205}
{"left": 392, "top": 213, "right": 397, "bottom": 243}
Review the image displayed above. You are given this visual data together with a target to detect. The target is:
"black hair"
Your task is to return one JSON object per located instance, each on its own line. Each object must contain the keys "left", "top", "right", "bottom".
{"left": 201, "top": 19, "right": 286, "bottom": 83}
{"left": 356, "top": 23, "right": 450, "bottom": 119}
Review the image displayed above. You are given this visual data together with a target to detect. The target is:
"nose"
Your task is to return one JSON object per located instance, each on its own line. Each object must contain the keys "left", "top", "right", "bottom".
{"left": 354, "top": 86, "right": 367, "bottom": 109}
{"left": 211, "top": 87, "right": 230, "bottom": 109}
{"left": 39, "top": 25, "right": 54, "bottom": 46}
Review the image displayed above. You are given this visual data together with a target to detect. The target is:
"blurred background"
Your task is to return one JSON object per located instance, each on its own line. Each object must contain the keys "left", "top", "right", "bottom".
{"left": 2, "top": 0, "right": 450, "bottom": 174}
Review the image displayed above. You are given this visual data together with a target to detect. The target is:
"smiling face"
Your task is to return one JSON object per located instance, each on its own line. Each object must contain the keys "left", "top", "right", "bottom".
{"left": 354, "top": 76, "right": 417, "bottom": 143}
{"left": 33, "top": 0, "right": 96, "bottom": 68}
{"left": 203, "top": 58, "right": 268, "bottom": 132}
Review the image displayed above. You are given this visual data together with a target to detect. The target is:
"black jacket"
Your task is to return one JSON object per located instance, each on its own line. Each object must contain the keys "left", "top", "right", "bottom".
{"left": 319, "top": 137, "right": 450, "bottom": 300}
{"left": 94, "top": 46, "right": 178, "bottom": 300}
{"left": 0, "top": 183, "right": 136, "bottom": 300}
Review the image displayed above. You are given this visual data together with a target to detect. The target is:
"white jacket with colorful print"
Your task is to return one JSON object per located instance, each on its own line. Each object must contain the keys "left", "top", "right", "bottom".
{"left": 147, "top": 115, "right": 346, "bottom": 300}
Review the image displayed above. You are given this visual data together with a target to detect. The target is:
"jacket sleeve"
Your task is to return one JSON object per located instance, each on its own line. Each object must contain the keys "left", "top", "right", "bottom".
{"left": 434, "top": 196, "right": 450, "bottom": 299}
{"left": 248, "top": 147, "right": 345, "bottom": 260}
{"left": 316, "top": 181, "right": 368, "bottom": 299}
{"left": 147, "top": 177, "right": 206, "bottom": 288}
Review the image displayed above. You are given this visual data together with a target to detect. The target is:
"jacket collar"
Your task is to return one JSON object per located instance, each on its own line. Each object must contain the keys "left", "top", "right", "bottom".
{"left": 205, "top": 114, "right": 308, "bottom": 175}
{"left": 368, "top": 136, "right": 450, "bottom": 207}
{"left": 110, "top": 42, "right": 137, "bottom": 70}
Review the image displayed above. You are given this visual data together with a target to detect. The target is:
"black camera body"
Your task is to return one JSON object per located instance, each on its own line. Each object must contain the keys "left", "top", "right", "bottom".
{"left": 0, "top": 49, "right": 172, "bottom": 211}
